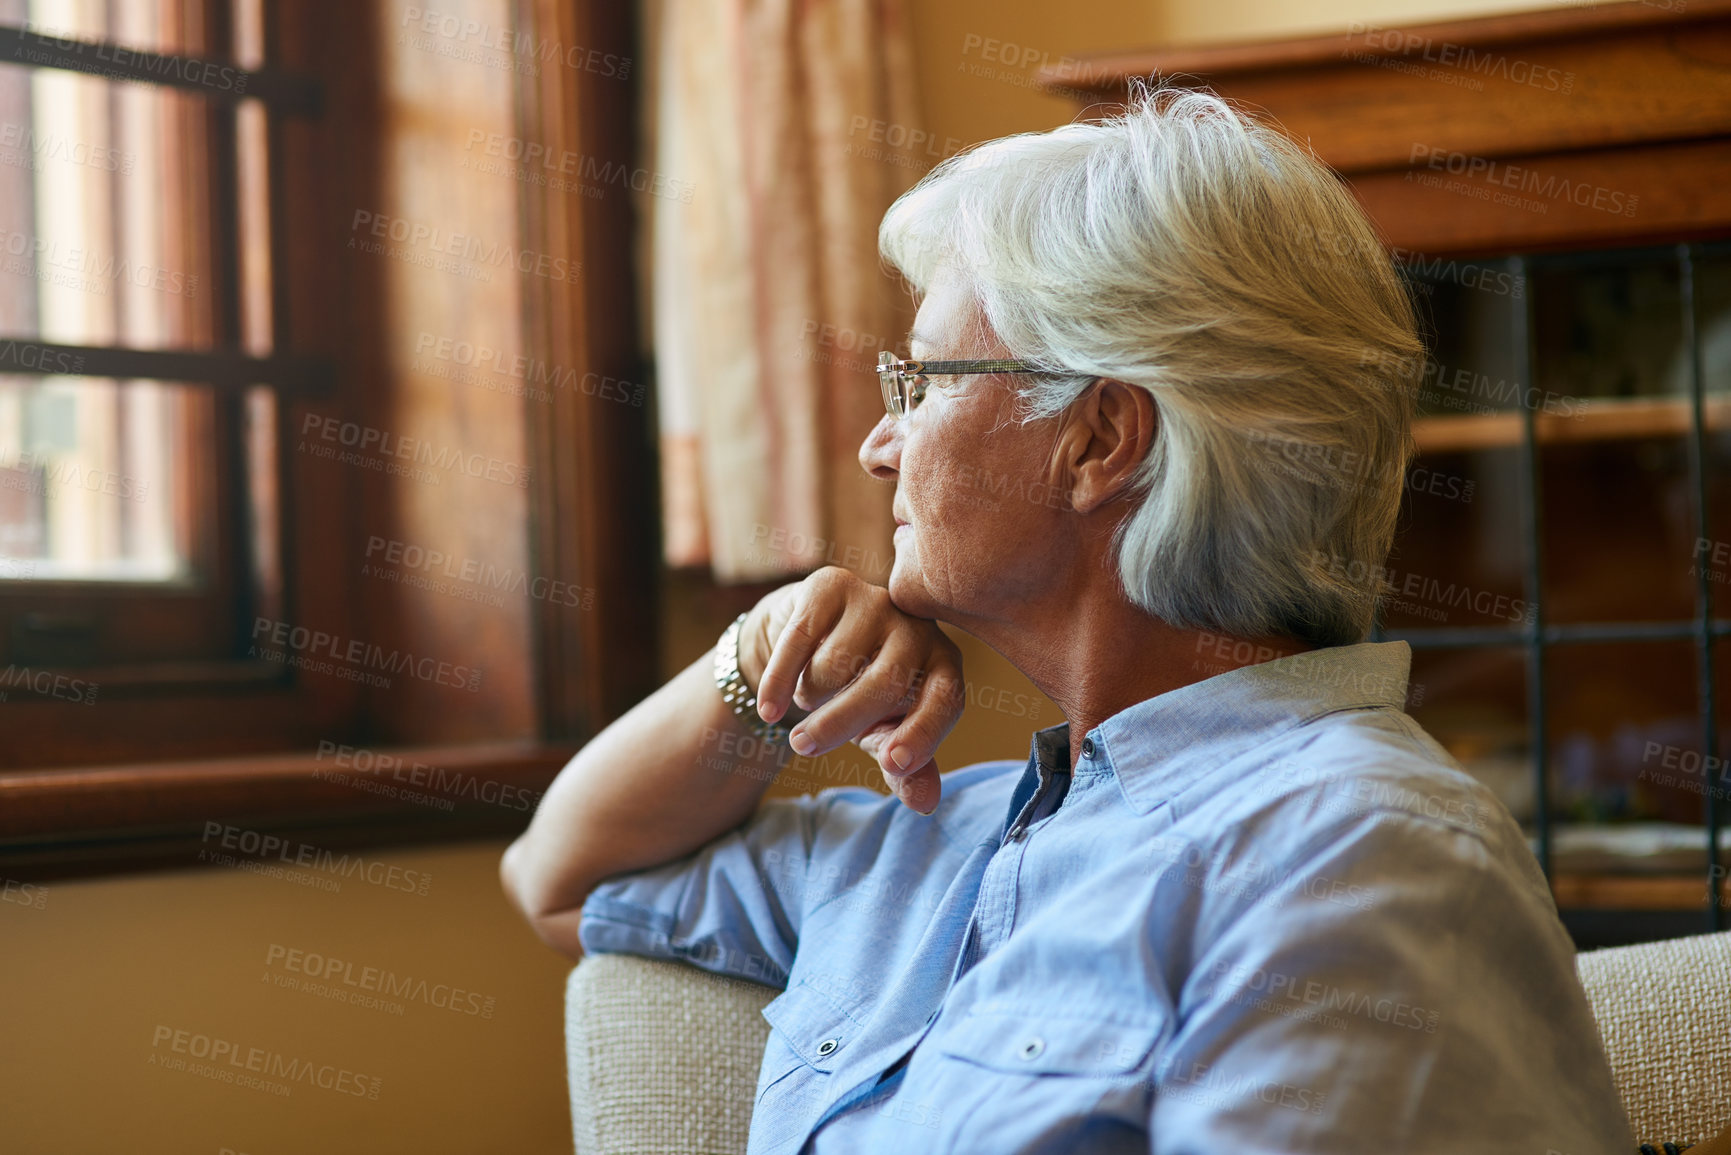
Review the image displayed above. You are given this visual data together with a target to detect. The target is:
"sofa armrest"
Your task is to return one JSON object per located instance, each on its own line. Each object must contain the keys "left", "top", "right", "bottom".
{"left": 1576, "top": 929, "right": 1731, "bottom": 1147}
{"left": 566, "top": 955, "right": 779, "bottom": 1155}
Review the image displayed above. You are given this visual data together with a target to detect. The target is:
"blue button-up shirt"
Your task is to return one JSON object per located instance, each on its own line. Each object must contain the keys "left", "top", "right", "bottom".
{"left": 578, "top": 640, "right": 1632, "bottom": 1153}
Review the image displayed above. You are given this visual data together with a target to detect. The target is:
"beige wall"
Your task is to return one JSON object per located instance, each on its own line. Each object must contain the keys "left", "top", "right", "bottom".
{"left": 1, "top": 841, "right": 574, "bottom": 1154}
{"left": 908, "top": 0, "right": 1164, "bottom": 149}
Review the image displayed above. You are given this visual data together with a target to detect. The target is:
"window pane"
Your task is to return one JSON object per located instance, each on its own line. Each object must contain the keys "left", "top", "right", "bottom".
{"left": 1383, "top": 445, "right": 1527, "bottom": 631}
{"left": 1387, "top": 272, "right": 1529, "bottom": 633}
{"left": 0, "top": 374, "right": 195, "bottom": 580}
{"left": 1542, "top": 435, "right": 1695, "bottom": 624}
{"left": 1700, "top": 246, "right": 1731, "bottom": 397}
{"left": 1410, "top": 262, "right": 1523, "bottom": 420}
{"left": 244, "top": 383, "right": 279, "bottom": 618}
{"left": 1546, "top": 641, "right": 1724, "bottom": 885}
{"left": 1548, "top": 640, "right": 1700, "bottom": 825}
{"left": 10, "top": 0, "right": 209, "bottom": 59}
{"left": 1408, "top": 645, "right": 1531, "bottom": 827}
{"left": 0, "top": 64, "right": 213, "bottom": 350}
{"left": 236, "top": 98, "right": 272, "bottom": 355}
{"left": 1700, "top": 248, "right": 1731, "bottom": 620}
{"left": 232, "top": 0, "right": 265, "bottom": 70}
{"left": 1531, "top": 253, "right": 1695, "bottom": 624}
{"left": 1534, "top": 251, "right": 1685, "bottom": 402}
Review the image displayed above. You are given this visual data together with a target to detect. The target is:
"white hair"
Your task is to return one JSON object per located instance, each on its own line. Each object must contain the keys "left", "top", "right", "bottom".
{"left": 878, "top": 84, "right": 1424, "bottom": 647}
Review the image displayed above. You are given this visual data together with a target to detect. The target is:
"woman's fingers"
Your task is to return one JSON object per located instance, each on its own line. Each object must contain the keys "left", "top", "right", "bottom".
{"left": 878, "top": 651, "right": 965, "bottom": 781}
{"left": 838, "top": 642, "right": 964, "bottom": 810}
{"left": 895, "top": 761, "right": 943, "bottom": 816}
{"left": 787, "top": 631, "right": 923, "bottom": 756}
{"left": 754, "top": 577, "right": 845, "bottom": 724}
{"left": 856, "top": 729, "right": 942, "bottom": 815}
{"left": 746, "top": 567, "right": 966, "bottom": 814}
{"left": 788, "top": 617, "right": 886, "bottom": 716}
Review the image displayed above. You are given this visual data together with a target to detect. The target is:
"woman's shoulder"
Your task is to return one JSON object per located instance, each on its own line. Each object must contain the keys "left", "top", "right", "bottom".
{"left": 1151, "top": 708, "right": 1539, "bottom": 902}
{"left": 1197, "top": 707, "right": 1505, "bottom": 839}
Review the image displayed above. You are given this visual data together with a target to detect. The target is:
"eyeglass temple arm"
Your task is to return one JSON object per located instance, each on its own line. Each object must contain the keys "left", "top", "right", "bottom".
{"left": 899, "top": 358, "right": 1041, "bottom": 375}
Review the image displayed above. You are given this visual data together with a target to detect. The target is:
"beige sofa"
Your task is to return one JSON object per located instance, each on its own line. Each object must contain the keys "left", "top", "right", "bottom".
{"left": 565, "top": 931, "right": 1731, "bottom": 1154}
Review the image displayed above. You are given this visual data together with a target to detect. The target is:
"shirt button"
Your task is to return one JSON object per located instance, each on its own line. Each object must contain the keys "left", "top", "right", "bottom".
{"left": 817, "top": 1038, "right": 840, "bottom": 1057}
{"left": 1081, "top": 737, "right": 1096, "bottom": 760}
{"left": 1018, "top": 1036, "right": 1045, "bottom": 1061}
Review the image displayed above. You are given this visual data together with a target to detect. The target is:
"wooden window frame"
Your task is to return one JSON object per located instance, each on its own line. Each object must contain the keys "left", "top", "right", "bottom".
{"left": 0, "top": 6, "right": 340, "bottom": 761}
{"left": 0, "top": 0, "right": 658, "bottom": 879}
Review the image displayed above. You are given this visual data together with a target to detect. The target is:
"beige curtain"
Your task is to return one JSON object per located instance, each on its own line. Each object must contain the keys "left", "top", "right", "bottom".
{"left": 647, "top": 0, "right": 923, "bottom": 584}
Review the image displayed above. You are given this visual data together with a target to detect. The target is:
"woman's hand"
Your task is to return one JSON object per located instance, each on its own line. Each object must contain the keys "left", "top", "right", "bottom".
{"left": 739, "top": 567, "right": 965, "bottom": 814}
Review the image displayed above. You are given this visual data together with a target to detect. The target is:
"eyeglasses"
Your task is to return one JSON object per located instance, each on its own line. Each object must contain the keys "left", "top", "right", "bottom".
{"left": 876, "top": 351, "right": 1044, "bottom": 420}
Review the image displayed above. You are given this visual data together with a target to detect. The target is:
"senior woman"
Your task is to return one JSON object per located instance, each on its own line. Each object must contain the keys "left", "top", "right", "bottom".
{"left": 501, "top": 90, "right": 1630, "bottom": 1153}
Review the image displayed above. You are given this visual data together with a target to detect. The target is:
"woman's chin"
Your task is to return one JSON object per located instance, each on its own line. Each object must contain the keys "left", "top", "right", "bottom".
{"left": 887, "top": 566, "right": 942, "bottom": 623}
{"left": 885, "top": 565, "right": 923, "bottom": 615}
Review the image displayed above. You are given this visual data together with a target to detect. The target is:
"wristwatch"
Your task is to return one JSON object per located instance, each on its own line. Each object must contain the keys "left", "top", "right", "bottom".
{"left": 714, "top": 611, "right": 792, "bottom": 744}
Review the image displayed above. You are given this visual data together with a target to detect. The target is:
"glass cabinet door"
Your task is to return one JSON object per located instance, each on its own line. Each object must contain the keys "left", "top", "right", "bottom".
{"left": 1383, "top": 242, "right": 1731, "bottom": 945}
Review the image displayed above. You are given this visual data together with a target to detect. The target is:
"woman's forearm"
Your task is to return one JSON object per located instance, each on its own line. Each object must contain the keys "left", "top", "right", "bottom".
{"left": 501, "top": 567, "right": 967, "bottom": 959}
{"left": 500, "top": 611, "right": 795, "bottom": 956}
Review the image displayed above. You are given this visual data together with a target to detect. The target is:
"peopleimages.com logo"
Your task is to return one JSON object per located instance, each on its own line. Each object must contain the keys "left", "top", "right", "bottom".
{"left": 248, "top": 616, "right": 484, "bottom": 693}
{"left": 198, "top": 822, "right": 433, "bottom": 897}
{"left": 264, "top": 943, "right": 497, "bottom": 1018}
{"left": 148, "top": 1025, "right": 379, "bottom": 1100}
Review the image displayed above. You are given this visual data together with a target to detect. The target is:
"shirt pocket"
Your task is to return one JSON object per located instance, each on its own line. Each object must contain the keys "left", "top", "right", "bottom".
{"left": 925, "top": 1006, "right": 1163, "bottom": 1149}
{"left": 933, "top": 1006, "right": 1161, "bottom": 1077}
{"left": 756, "top": 979, "right": 862, "bottom": 1098}
{"left": 753, "top": 980, "right": 868, "bottom": 1149}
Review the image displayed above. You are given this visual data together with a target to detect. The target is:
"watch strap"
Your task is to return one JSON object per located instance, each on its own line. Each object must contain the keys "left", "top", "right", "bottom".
{"left": 714, "top": 611, "right": 792, "bottom": 744}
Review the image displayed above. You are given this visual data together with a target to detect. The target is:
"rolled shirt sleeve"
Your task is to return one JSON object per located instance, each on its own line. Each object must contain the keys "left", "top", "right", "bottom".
{"left": 577, "top": 793, "right": 831, "bottom": 989}
{"left": 1151, "top": 808, "right": 1634, "bottom": 1155}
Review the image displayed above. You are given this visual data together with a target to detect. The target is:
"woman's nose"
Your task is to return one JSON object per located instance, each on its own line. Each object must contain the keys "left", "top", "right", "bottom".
{"left": 859, "top": 413, "right": 902, "bottom": 481}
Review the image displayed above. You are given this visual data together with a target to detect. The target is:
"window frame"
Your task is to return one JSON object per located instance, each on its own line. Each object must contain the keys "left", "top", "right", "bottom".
{"left": 0, "top": 0, "right": 659, "bottom": 876}
{"left": 0, "top": 9, "right": 335, "bottom": 751}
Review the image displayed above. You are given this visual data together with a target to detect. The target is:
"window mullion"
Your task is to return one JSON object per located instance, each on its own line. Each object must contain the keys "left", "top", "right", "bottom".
{"left": 0, "top": 24, "right": 319, "bottom": 116}
{"left": 0, "top": 339, "right": 329, "bottom": 393}
{"left": 1513, "top": 253, "right": 1551, "bottom": 883}
{"left": 1681, "top": 242, "right": 1724, "bottom": 931}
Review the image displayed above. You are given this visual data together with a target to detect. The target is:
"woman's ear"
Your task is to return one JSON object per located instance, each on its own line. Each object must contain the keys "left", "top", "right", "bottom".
{"left": 1063, "top": 379, "right": 1157, "bottom": 514}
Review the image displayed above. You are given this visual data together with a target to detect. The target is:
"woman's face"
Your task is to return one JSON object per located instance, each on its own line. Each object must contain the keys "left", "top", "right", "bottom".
{"left": 859, "top": 269, "right": 1072, "bottom": 629}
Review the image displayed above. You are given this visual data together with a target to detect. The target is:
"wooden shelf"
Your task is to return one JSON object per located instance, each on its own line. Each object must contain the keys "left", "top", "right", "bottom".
{"left": 1413, "top": 395, "right": 1731, "bottom": 453}
{"left": 1551, "top": 872, "right": 1717, "bottom": 911}
{"left": 1053, "top": 4, "right": 1731, "bottom": 257}
{"left": 1413, "top": 412, "right": 1522, "bottom": 453}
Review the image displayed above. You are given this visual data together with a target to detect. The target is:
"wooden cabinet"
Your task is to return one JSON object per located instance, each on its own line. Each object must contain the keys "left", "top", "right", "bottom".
{"left": 1057, "top": 0, "right": 1731, "bottom": 945}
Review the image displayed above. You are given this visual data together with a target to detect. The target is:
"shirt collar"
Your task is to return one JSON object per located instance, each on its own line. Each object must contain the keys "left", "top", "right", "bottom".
{"left": 999, "top": 722, "right": 1073, "bottom": 838}
{"left": 1076, "top": 640, "right": 1412, "bottom": 816}
{"left": 1029, "top": 723, "right": 1071, "bottom": 776}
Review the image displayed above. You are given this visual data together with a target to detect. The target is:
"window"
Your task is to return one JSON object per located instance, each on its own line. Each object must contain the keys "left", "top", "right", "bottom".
{"left": 0, "top": 1, "right": 326, "bottom": 749}
{"left": 0, "top": 0, "right": 657, "bottom": 877}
